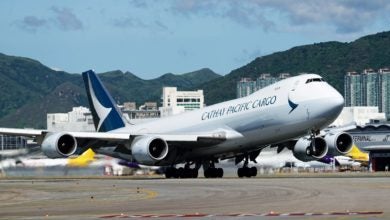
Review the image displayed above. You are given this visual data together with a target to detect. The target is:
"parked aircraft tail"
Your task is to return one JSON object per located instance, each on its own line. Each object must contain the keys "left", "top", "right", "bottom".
{"left": 82, "top": 70, "right": 126, "bottom": 132}
{"left": 347, "top": 144, "right": 369, "bottom": 165}
{"left": 67, "top": 148, "right": 96, "bottom": 167}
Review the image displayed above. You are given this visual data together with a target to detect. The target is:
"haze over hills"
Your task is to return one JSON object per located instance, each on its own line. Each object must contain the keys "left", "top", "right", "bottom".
{"left": 1, "top": 31, "right": 390, "bottom": 128}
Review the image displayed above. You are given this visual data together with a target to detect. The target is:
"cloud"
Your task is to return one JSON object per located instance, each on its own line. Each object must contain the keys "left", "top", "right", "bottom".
{"left": 112, "top": 16, "right": 170, "bottom": 33}
{"left": 263, "top": 0, "right": 390, "bottom": 33}
{"left": 16, "top": 16, "right": 48, "bottom": 32}
{"left": 50, "top": 7, "right": 84, "bottom": 31}
{"left": 128, "top": 0, "right": 149, "bottom": 9}
{"left": 15, "top": 6, "right": 83, "bottom": 32}
{"left": 169, "top": 0, "right": 390, "bottom": 33}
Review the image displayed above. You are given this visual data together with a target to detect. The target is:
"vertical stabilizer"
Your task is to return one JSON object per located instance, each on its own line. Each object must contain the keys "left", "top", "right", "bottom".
{"left": 67, "top": 148, "right": 96, "bottom": 167}
{"left": 82, "top": 70, "right": 126, "bottom": 132}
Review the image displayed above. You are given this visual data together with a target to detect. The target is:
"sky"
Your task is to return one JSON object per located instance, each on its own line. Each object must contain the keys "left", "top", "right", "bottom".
{"left": 0, "top": 0, "right": 389, "bottom": 79}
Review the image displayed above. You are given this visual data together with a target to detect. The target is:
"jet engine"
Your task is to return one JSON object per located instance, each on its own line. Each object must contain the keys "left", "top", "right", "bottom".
{"left": 324, "top": 132, "right": 353, "bottom": 156}
{"left": 131, "top": 136, "right": 169, "bottom": 165}
{"left": 293, "top": 137, "right": 328, "bottom": 162}
{"left": 41, "top": 132, "right": 77, "bottom": 158}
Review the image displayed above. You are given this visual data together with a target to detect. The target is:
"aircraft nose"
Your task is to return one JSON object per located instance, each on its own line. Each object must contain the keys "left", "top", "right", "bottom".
{"left": 332, "top": 91, "right": 345, "bottom": 109}
{"left": 323, "top": 88, "right": 344, "bottom": 117}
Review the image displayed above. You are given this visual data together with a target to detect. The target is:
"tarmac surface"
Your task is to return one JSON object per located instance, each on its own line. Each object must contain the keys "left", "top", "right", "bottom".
{"left": 0, "top": 173, "right": 389, "bottom": 219}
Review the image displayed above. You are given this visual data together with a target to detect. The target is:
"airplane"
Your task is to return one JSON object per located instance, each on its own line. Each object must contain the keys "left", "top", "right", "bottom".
{"left": 249, "top": 146, "right": 333, "bottom": 170}
{"left": 346, "top": 144, "right": 369, "bottom": 166}
{"left": 0, "top": 148, "right": 97, "bottom": 168}
{"left": 0, "top": 70, "right": 353, "bottom": 178}
{"left": 242, "top": 146, "right": 362, "bottom": 173}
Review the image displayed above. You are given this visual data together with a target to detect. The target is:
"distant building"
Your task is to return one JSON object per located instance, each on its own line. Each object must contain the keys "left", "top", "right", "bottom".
{"left": 122, "top": 102, "right": 160, "bottom": 120}
{"left": 344, "top": 68, "right": 390, "bottom": 118}
{"left": 344, "top": 71, "right": 362, "bottom": 106}
{"left": 122, "top": 102, "right": 136, "bottom": 111}
{"left": 160, "top": 87, "right": 204, "bottom": 117}
{"left": 0, "top": 135, "right": 27, "bottom": 151}
{"left": 237, "top": 78, "right": 256, "bottom": 98}
{"left": 379, "top": 68, "right": 390, "bottom": 116}
{"left": 47, "top": 106, "right": 95, "bottom": 131}
{"left": 361, "top": 69, "right": 379, "bottom": 107}
{"left": 237, "top": 73, "right": 290, "bottom": 98}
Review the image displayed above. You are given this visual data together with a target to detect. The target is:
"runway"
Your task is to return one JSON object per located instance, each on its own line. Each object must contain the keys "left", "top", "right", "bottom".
{"left": 0, "top": 175, "right": 389, "bottom": 219}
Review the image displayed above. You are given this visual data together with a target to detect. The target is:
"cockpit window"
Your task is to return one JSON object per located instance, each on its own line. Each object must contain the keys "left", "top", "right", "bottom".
{"left": 306, "top": 78, "right": 324, "bottom": 83}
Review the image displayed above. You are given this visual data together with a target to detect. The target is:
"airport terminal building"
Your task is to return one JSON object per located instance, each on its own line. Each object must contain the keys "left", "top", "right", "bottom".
{"left": 348, "top": 124, "right": 390, "bottom": 171}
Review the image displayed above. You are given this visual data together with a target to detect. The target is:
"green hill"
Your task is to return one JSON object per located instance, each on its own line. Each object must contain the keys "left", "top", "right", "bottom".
{"left": 0, "top": 54, "right": 220, "bottom": 128}
{"left": 201, "top": 31, "right": 390, "bottom": 104}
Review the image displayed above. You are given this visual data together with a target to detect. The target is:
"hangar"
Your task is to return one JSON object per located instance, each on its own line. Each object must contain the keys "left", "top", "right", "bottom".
{"left": 348, "top": 124, "right": 390, "bottom": 171}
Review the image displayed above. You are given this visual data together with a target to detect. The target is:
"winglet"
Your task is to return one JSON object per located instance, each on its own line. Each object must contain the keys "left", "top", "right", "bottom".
{"left": 82, "top": 70, "right": 126, "bottom": 132}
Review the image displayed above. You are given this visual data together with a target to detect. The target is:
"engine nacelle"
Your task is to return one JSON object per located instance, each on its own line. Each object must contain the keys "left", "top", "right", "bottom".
{"left": 293, "top": 137, "right": 328, "bottom": 162}
{"left": 324, "top": 132, "right": 353, "bottom": 156}
{"left": 131, "top": 136, "right": 169, "bottom": 165}
{"left": 41, "top": 132, "right": 77, "bottom": 158}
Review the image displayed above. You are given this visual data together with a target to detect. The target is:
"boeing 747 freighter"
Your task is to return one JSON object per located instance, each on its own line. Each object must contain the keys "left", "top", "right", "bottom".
{"left": 0, "top": 70, "right": 353, "bottom": 178}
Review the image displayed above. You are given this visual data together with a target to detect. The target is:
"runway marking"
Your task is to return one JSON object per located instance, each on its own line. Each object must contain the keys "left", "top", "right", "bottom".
{"left": 99, "top": 211, "right": 383, "bottom": 218}
{"left": 129, "top": 188, "right": 158, "bottom": 200}
{"left": 139, "top": 189, "right": 158, "bottom": 199}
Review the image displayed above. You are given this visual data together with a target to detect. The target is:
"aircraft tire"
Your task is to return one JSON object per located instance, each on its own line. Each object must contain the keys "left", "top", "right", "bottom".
{"left": 250, "top": 167, "right": 257, "bottom": 177}
{"left": 192, "top": 169, "right": 199, "bottom": 178}
{"left": 172, "top": 168, "right": 179, "bottom": 178}
{"left": 204, "top": 169, "right": 210, "bottom": 178}
{"left": 237, "top": 168, "right": 244, "bottom": 178}
{"left": 217, "top": 168, "right": 224, "bottom": 178}
{"left": 204, "top": 168, "right": 218, "bottom": 178}
{"left": 178, "top": 167, "right": 185, "bottom": 178}
{"left": 165, "top": 168, "right": 173, "bottom": 178}
{"left": 244, "top": 167, "right": 252, "bottom": 178}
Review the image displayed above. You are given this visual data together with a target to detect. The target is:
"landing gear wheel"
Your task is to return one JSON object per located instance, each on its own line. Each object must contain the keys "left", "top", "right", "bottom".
{"left": 250, "top": 167, "right": 257, "bottom": 177}
{"left": 237, "top": 168, "right": 244, "bottom": 178}
{"left": 192, "top": 169, "right": 199, "bottom": 178}
{"left": 165, "top": 167, "right": 173, "bottom": 178}
{"left": 204, "top": 168, "right": 224, "bottom": 178}
{"left": 217, "top": 168, "right": 224, "bottom": 178}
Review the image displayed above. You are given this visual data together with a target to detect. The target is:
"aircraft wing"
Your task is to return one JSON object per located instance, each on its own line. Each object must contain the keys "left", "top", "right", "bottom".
{"left": 0, "top": 127, "right": 243, "bottom": 151}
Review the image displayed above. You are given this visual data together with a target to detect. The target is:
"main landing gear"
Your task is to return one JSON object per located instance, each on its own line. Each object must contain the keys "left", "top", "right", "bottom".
{"left": 237, "top": 155, "right": 257, "bottom": 178}
{"left": 203, "top": 161, "right": 223, "bottom": 178}
{"left": 165, "top": 162, "right": 199, "bottom": 178}
{"left": 165, "top": 160, "right": 224, "bottom": 178}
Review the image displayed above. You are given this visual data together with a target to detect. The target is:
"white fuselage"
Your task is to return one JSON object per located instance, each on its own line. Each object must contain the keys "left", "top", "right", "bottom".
{"left": 114, "top": 74, "right": 344, "bottom": 161}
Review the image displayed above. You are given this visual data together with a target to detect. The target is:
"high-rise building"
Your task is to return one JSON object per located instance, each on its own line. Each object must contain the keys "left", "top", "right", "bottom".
{"left": 379, "top": 68, "right": 390, "bottom": 116}
{"left": 344, "top": 68, "right": 390, "bottom": 118}
{"left": 344, "top": 71, "right": 362, "bottom": 106}
{"left": 361, "top": 69, "right": 379, "bottom": 106}
{"left": 237, "top": 78, "right": 256, "bottom": 98}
